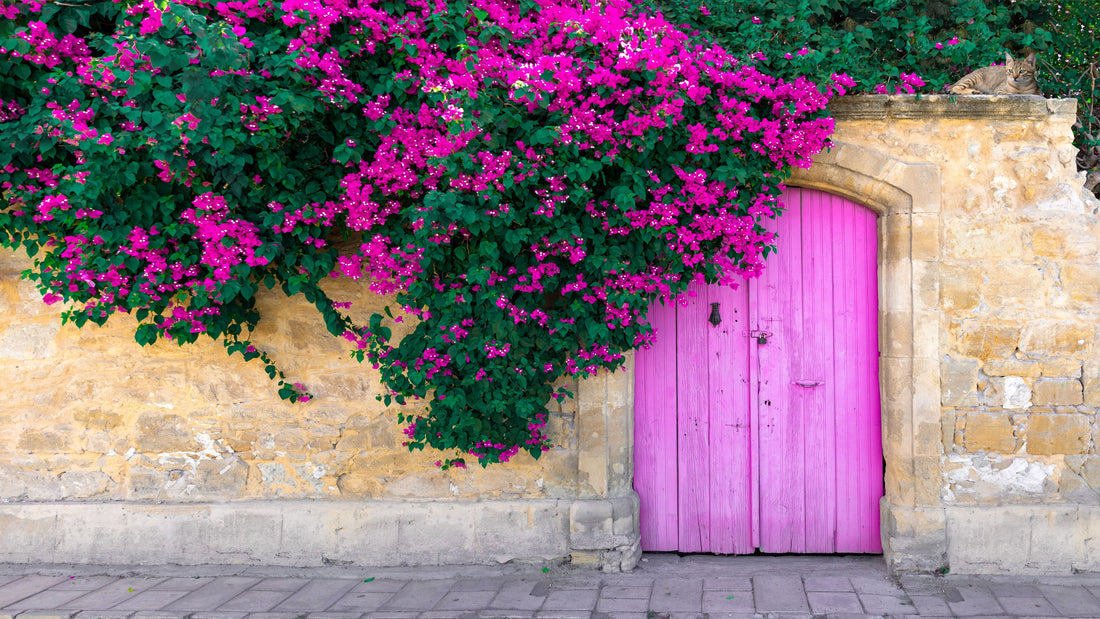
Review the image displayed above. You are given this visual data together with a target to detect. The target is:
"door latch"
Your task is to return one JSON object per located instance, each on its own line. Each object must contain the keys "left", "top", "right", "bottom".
{"left": 750, "top": 329, "right": 772, "bottom": 344}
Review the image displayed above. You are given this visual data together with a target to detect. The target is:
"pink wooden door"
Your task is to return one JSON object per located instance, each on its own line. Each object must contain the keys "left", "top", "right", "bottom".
{"left": 634, "top": 187, "right": 882, "bottom": 554}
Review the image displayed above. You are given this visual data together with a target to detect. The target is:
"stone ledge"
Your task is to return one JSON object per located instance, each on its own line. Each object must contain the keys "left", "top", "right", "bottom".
{"left": 0, "top": 497, "right": 640, "bottom": 571}
{"left": 829, "top": 94, "right": 1076, "bottom": 122}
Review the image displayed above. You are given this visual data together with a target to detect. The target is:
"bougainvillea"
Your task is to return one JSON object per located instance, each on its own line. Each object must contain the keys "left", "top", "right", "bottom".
{"left": 0, "top": 0, "right": 844, "bottom": 467}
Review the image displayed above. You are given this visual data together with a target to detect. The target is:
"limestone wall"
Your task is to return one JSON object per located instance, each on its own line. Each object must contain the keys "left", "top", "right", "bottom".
{"left": 4, "top": 94, "right": 1100, "bottom": 575}
{"left": 0, "top": 250, "right": 638, "bottom": 568}
{"left": 792, "top": 95, "right": 1100, "bottom": 574}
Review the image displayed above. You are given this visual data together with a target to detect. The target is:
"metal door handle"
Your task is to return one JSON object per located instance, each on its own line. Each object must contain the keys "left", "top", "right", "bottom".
{"left": 795, "top": 380, "right": 824, "bottom": 387}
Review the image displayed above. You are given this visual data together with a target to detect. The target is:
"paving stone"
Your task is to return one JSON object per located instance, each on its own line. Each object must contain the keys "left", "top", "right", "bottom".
{"left": 303, "top": 613, "right": 364, "bottom": 618}
{"left": 380, "top": 580, "right": 454, "bottom": 612}
{"left": 108, "top": 591, "right": 190, "bottom": 612}
{"left": 701, "top": 578, "right": 751, "bottom": 592}
{"left": 4, "top": 589, "right": 90, "bottom": 610}
{"left": 361, "top": 612, "right": 422, "bottom": 619}
{"left": 12, "top": 612, "right": 78, "bottom": 619}
{"left": 907, "top": 594, "right": 952, "bottom": 615}
{"left": 849, "top": 575, "right": 904, "bottom": 596}
{"left": 217, "top": 590, "right": 296, "bottom": 613}
{"left": 190, "top": 613, "right": 249, "bottom": 619}
{"left": 1038, "top": 584, "right": 1100, "bottom": 616}
{"left": 858, "top": 593, "right": 916, "bottom": 615}
{"left": 987, "top": 582, "right": 1042, "bottom": 597}
{"left": 129, "top": 612, "right": 191, "bottom": 619}
{"left": 803, "top": 575, "right": 854, "bottom": 592}
{"left": 163, "top": 577, "right": 262, "bottom": 612}
{"left": 59, "top": 580, "right": 164, "bottom": 611}
{"left": 897, "top": 575, "right": 945, "bottom": 596}
{"left": 149, "top": 579, "right": 214, "bottom": 592}
{"left": 597, "top": 586, "right": 649, "bottom": 599}
{"left": 944, "top": 584, "right": 1004, "bottom": 616}
{"left": 72, "top": 613, "right": 133, "bottom": 619}
{"left": 995, "top": 595, "right": 1059, "bottom": 615}
{"left": 349, "top": 580, "right": 404, "bottom": 594}
{"left": 271, "top": 580, "right": 359, "bottom": 612}
{"left": 699, "top": 591, "right": 752, "bottom": 612}
{"left": 695, "top": 614, "right": 757, "bottom": 619}
{"left": 420, "top": 612, "right": 477, "bottom": 619}
{"left": 239, "top": 614, "right": 302, "bottom": 619}
{"left": 47, "top": 579, "right": 121, "bottom": 592}
{"left": 752, "top": 575, "right": 808, "bottom": 613}
{"left": 324, "top": 590, "right": 393, "bottom": 613}
{"left": 539, "top": 589, "right": 597, "bottom": 612}
{"left": 594, "top": 596, "right": 648, "bottom": 613}
{"left": 432, "top": 590, "right": 497, "bottom": 611}
{"left": 532, "top": 612, "right": 590, "bottom": 619}
{"left": 451, "top": 580, "right": 504, "bottom": 593}
{"left": 0, "top": 577, "right": 69, "bottom": 609}
{"left": 476, "top": 611, "right": 535, "bottom": 619}
{"left": 647, "top": 579, "right": 701, "bottom": 613}
{"left": 489, "top": 580, "right": 546, "bottom": 611}
{"left": 806, "top": 591, "right": 863, "bottom": 614}
{"left": 249, "top": 580, "right": 309, "bottom": 593}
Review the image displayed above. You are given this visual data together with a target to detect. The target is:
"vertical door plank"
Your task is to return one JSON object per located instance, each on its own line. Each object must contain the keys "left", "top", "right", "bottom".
{"left": 756, "top": 189, "right": 805, "bottom": 553}
{"left": 856, "top": 206, "right": 884, "bottom": 552}
{"left": 634, "top": 298, "right": 680, "bottom": 550}
{"left": 798, "top": 189, "right": 838, "bottom": 553}
{"left": 831, "top": 198, "right": 883, "bottom": 553}
{"left": 676, "top": 282, "right": 711, "bottom": 552}
{"left": 707, "top": 282, "right": 754, "bottom": 554}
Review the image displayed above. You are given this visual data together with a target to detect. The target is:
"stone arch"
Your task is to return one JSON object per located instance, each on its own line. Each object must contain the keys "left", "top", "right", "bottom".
{"left": 786, "top": 141, "right": 947, "bottom": 572}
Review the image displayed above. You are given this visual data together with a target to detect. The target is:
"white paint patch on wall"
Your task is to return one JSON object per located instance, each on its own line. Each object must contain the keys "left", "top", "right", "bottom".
{"left": 944, "top": 454, "right": 1056, "bottom": 501}
{"left": 1002, "top": 376, "right": 1032, "bottom": 410}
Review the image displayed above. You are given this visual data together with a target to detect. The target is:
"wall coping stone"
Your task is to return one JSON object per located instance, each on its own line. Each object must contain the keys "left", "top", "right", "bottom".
{"left": 829, "top": 94, "right": 1076, "bottom": 122}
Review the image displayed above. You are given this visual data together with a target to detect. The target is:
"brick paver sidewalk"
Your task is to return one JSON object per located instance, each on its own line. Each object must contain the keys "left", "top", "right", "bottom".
{"left": 2, "top": 554, "right": 1099, "bottom": 618}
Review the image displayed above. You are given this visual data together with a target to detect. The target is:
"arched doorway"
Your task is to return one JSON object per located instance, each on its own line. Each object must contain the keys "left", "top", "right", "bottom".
{"left": 633, "top": 186, "right": 883, "bottom": 554}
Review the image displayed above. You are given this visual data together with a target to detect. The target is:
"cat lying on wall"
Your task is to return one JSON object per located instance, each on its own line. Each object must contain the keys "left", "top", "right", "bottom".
{"left": 948, "top": 52, "right": 1042, "bottom": 96}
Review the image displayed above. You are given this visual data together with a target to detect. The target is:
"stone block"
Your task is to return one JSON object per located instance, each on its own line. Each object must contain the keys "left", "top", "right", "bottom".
{"left": 1061, "top": 264, "right": 1100, "bottom": 307}
{"left": 939, "top": 265, "right": 981, "bottom": 313}
{"left": 135, "top": 412, "right": 195, "bottom": 454}
{"left": 1031, "top": 377, "right": 1084, "bottom": 406}
{"left": 1002, "top": 376, "right": 1033, "bottom": 410}
{"left": 983, "top": 357, "right": 1041, "bottom": 377}
{"left": 1040, "top": 358, "right": 1083, "bottom": 378}
{"left": 1025, "top": 414, "right": 1090, "bottom": 455}
{"left": 58, "top": 471, "right": 114, "bottom": 499}
{"left": 0, "top": 323, "right": 59, "bottom": 359}
{"left": 952, "top": 321, "right": 1020, "bottom": 359}
{"left": 1085, "top": 358, "right": 1100, "bottom": 406}
{"left": 960, "top": 412, "right": 1016, "bottom": 454}
{"left": 1020, "top": 320, "right": 1094, "bottom": 356}
{"left": 947, "top": 504, "right": 1100, "bottom": 574}
{"left": 941, "top": 356, "right": 980, "bottom": 407}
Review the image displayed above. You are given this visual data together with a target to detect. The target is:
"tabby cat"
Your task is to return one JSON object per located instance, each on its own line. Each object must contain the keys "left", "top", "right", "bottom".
{"left": 948, "top": 52, "right": 1042, "bottom": 96}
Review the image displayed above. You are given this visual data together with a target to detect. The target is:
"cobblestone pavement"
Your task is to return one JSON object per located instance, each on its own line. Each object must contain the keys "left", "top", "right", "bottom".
{"left": 2, "top": 553, "right": 1099, "bottom": 619}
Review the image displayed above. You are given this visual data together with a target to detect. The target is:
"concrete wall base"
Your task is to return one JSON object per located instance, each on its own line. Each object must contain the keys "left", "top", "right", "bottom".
{"left": 945, "top": 505, "right": 1100, "bottom": 574}
{"left": 0, "top": 496, "right": 640, "bottom": 570}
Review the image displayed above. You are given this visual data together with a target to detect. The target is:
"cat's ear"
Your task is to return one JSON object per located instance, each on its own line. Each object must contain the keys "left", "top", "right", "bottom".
{"left": 1004, "top": 51, "right": 1014, "bottom": 64}
{"left": 1025, "top": 52, "right": 1037, "bottom": 66}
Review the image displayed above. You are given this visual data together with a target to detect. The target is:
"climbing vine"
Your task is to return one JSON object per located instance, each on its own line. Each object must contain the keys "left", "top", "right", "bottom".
{"left": 0, "top": 0, "right": 845, "bottom": 467}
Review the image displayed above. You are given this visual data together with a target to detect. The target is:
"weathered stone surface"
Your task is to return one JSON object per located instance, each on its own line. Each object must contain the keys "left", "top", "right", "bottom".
{"left": 941, "top": 356, "right": 980, "bottom": 407}
{"left": 959, "top": 412, "right": 1017, "bottom": 454}
{"left": 983, "top": 357, "right": 1041, "bottom": 378}
{"left": 1025, "top": 414, "right": 1091, "bottom": 455}
{"left": 1031, "top": 377, "right": 1084, "bottom": 406}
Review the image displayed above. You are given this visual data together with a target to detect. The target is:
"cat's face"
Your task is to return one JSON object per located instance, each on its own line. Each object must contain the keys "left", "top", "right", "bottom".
{"left": 1005, "top": 52, "right": 1037, "bottom": 81}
